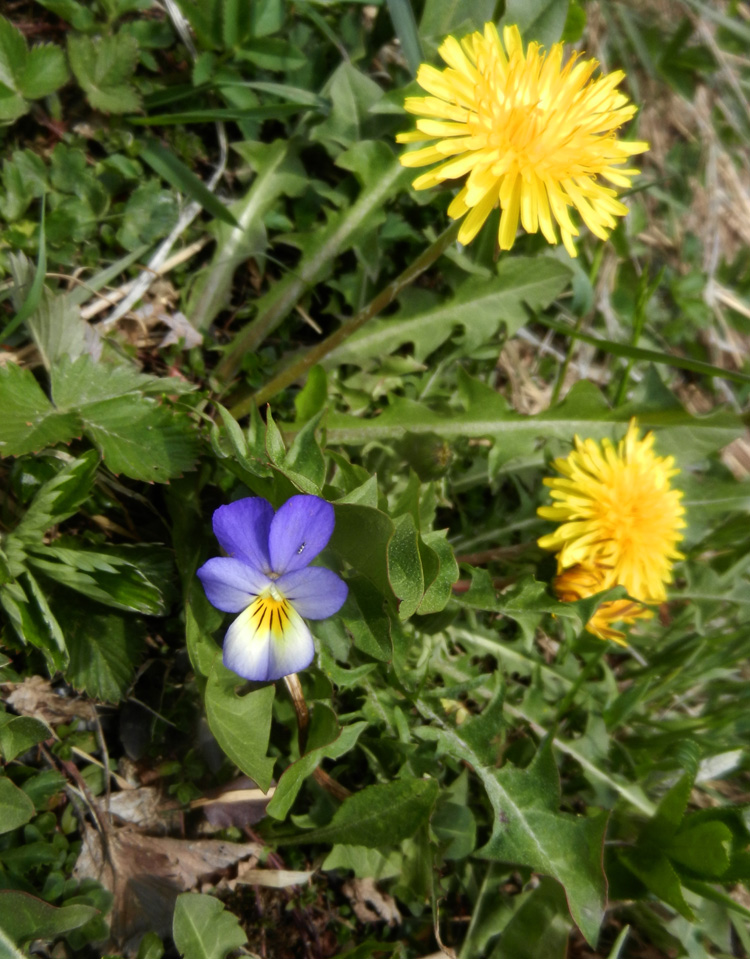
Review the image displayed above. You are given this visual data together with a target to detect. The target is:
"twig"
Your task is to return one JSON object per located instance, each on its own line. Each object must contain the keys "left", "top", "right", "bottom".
{"left": 83, "top": 239, "right": 208, "bottom": 321}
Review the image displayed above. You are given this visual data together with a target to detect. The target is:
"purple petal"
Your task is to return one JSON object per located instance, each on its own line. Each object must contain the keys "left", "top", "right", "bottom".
{"left": 276, "top": 567, "right": 348, "bottom": 620}
{"left": 268, "top": 495, "right": 335, "bottom": 574}
{"left": 223, "top": 600, "right": 315, "bottom": 682}
{"left": 213, "top": 498, "right": 273, "bottom": 572}
{"left": 197, "top": 557, "right": 272, "bottom": 613}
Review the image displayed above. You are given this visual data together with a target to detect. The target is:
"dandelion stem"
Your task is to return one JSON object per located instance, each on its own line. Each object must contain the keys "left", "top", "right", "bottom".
{"left": 553, "top": 643, "right": 608, "bottom": 723}
{"left": 228, "top": 219, "right": 462, "bottom": 419}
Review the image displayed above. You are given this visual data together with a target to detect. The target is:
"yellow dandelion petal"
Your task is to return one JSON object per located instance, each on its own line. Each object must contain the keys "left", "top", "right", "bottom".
{"left": 553, "top": 563, "right": 652, "bottom": 645}
{"left": 537, "top": 420, "right": 686, "bottom": 606}
{"left": 397, "top": 23, "right": 647, "bottom": 254}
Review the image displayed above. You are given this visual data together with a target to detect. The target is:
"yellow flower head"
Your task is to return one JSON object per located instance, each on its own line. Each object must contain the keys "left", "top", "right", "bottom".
{"left": 397, "top": 23, "right": 648, "bottom": 256}
{"left": 553, "top": 563, "right": 652, "bottom": 645}
{"left": 537, "top": 420, "right": 686, "bottom": 605}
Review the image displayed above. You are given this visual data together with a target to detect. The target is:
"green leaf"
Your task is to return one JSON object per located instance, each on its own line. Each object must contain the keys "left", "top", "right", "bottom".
{"left": 330, "top": 503, "right": 394, "bottom": 602}
{"left": 1, "top": 573, "right": 68, "bottom": 671}
{"left": 417, "top": 530, "right": 459, "bottom": 615}
{"left": 28, "top": 545, "right": 165, "bottom": 614}
{"left": 388, "top": 513, "right": 424, "bottom": 620}
{"left": 235, "top": 38, "right": 305, "bottom": 72}
{"left": 341, "top": 575, "right": 393, "bottom": 661}
{"left": 501, "top": 0, "right": 570, "bottom": 47}
{"left": 7, "top": 261, "right": 90, "bottom": 371}
{"left": 18, "top": 44, "right": 68, "bottom": 99}
{"left": 311, "top": 62, "right": 384, "bottom": 150}
{"left": 620, "top": 848, "right": 694, "bottom": 920}
{"left": 538, "top": 316, "right": 750, "bottom": 388}
{"left": 63, "top": 600, "right": 145, "bottom": 702}
{"left": 0, "top": 779, "right": 35, "bottom": 835}
{"left": 0, "top": 201, "right": 48, "bottom": 344}
{"left": 0, "top": 17, "right": 28, "bottom": 90}
{"left": 666, "top": 820, "right": 733, "bottom": 878}
{"left": 0, "top": 715, "right": 52, "bottom": 762}
{"left": 137, "top": 931, "right": 165, "bottom": 959}
{"left": 267, "top": 715, "right": 368, "bottom": 820}
{"left": 0, "top": 17, "right": 63, "bottom": 119}
{"left": 386, "top": 0, "right": 423, "bottom": 75}
{"left": 294, "top": 366, "right": 328, "bottom": 423}
{"left": 279, "top": 778, "right": 439, "bottom": 848}
{"left": 0, "top": 363, "right": 80, "bottom": 458}
{"left": 67, "top": 32, "right": 141, "bottom": 114}
{"left": 432, "top": 800, "right": 476, "bottom": 860}
{"left": 417, "top": 700, "right": 606, "bottom": 945}
{"left": 188, "top": 139, "right": 306, "bottom": 331}
{"left": 11, "top": 451, "right": 98, "bottom": 543}
{"left": 318, "top": 368, "right": 741, "bottom": 469}
{"left": 50, "top": 356, "right": 198, "bottom": 483}
{"left": 283, "top": 412, "right": 326, "bottom": 491}
{"left": 204, "top": 661, "right": 276, "bottom": 793}
{"left": 215, "top": 140, "right": 414, "bottom": 383}
{"left": 419, "top": 0, "right": 497, "bottom": 44}
{"left": 172, "top": 894, "right": 246, "bottom": 959}
{"left": 489, "top": 878, "right": 571, "bottom": 959}
{"left": 116, "top": 179, "right": 178, "bottom": 250}
{"left": 327, "top": 258, "right": 572, "bottom": 366}
{"left": 0, "top": 891, "right": 97, "bottom": 945}
{"left": 140, "top": 140, "right": 238, "bottom": 227}
{"left": 34, "top": 0, "right": 96, "bottom": 30}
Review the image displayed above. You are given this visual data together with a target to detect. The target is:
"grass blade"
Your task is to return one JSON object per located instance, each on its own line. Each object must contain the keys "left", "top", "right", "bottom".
{"left": 386, "top": 0, "right": 423, "bottom": 76}
{"left": 537, "top": 317, "right": 750, "bottom": 386}
{"left": 140, "top": 140, "right": 239, "bottom": 228}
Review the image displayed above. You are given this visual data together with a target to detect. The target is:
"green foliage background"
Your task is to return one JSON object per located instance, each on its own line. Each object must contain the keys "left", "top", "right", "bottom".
{"left": 1, "top": 0, "right": 750, "bottom": 957}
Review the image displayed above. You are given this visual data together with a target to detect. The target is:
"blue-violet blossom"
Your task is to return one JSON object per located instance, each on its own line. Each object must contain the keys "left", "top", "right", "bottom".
{"left": 197, "top": 495, "right": 348, "bottom": 682}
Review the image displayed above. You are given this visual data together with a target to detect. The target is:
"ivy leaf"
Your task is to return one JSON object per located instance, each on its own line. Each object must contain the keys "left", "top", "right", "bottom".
{"left": 67, "top": 32, "right": 141, "bottom": 114}
{"left": 172, "top": 894, "right": 246, "bottom": 959}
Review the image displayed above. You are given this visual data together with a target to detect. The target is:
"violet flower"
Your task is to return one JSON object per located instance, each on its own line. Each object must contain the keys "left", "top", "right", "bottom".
{"left": 197, "top": 495, "right": 348, "bottom": 682}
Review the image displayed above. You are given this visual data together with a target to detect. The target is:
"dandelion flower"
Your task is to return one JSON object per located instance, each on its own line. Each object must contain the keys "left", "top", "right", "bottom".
{"left": 397, "top": 23, "right": 648, "bottom": 256}
{"left": 537, "top": 420, "right": 685, "bottom": 637}
{"left": 553, "top": 563, "right": 651, "bottom": 645}
{"left": 197, "top": 495, "right": 347, "bottom": 682}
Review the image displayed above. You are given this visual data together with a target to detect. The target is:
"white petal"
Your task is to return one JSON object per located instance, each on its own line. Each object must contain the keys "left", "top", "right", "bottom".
{"left": 223, "top": 596, "right": 315, "bottom": 682}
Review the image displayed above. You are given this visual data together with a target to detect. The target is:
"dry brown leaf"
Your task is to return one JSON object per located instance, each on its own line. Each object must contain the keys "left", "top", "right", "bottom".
{"left": 74, "top": 820, "right": 262, "bottom": 952}
{"left": 233, "top": 863, "right": 313, "bottom": 889}
{"left": 342, "top": 877, "right": 401, "bottom": 927}
{"left": 106, "top": 786, "right": 177, "bottom": 833}
{"left": 195, "top": 775, "right": 274, "bottom": 829}
{"left": 5, "top": 676, "right": 97, "bottom": 725}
